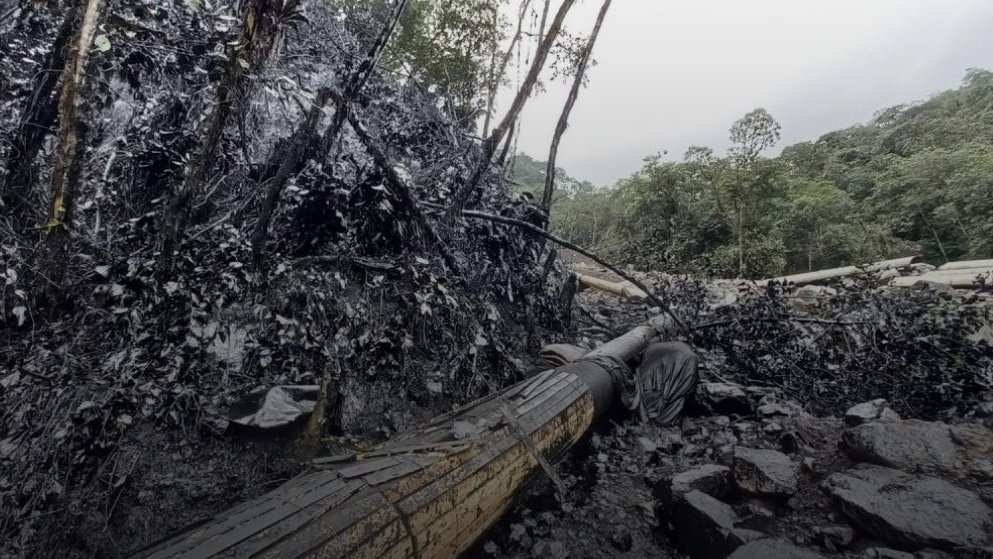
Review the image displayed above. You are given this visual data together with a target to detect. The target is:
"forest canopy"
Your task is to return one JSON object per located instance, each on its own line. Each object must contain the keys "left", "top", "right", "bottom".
{"left": 520, "top": 68, "right": 993, "bottom": 278}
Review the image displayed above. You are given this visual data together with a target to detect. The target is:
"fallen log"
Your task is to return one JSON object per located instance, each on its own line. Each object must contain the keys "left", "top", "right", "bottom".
{"left": 890, "top": 269, "right": 992, "bottom": 289}
{"left": 756, "top": 256, "right": 922, "bottom": 287}
{"left": 576, "top": 273, "right": 647, "bottom": 300}
{"left": 134, "top": 326, "right": 657, "bottom": 559}
{"left": 938, "top": 259, "right": 993, "bottom": 271}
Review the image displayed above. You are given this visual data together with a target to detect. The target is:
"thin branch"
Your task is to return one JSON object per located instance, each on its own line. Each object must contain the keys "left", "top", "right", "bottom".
{"left": 454, "top": 208, "right": 689, "bottom": 334}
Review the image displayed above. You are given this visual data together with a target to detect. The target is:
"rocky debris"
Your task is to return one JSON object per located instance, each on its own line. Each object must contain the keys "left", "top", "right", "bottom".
{"left": 658, "top": 464, "right": 734, "bottom": 504}
{"left": 813, "top": 524, "right": 855, "bottom": 551}
{"left": 732, "top": 447, "right": 800, "bottom": 498}
{"left": 841, "top": 419, "right": 993, "bottom": 477}
{"left": 791, "top": 286, "right": 838, "bottom": 314}
{"left": 728, "top": 539, "right": 825, "bottom": 559}
{"left": 823, "top": 466, "right": 993, "bottom": 551}
{"left": 670, "top": 489, "right": 763, "bottom": 558}
{"left": 859, "top": 549, "right": 956, "bottom": 559}
{"left": 845, "top": 399, "right": 901, "bottom": 426}
{"left": 697, "top": 383, "right": 753, "bottom": 416}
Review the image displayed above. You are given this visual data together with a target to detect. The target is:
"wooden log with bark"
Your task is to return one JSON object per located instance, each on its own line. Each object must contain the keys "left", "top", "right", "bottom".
{"left": 576, "top": 273, "right": 647, "bottom": 300}
{"left": 133, "top": 325, "right": 658, "bottom": 559}
{"left": 755, "top": 256, "right": 922, "bottom": 287}
{"left": 938, "top": 259, "right": 993, "bottom": 271}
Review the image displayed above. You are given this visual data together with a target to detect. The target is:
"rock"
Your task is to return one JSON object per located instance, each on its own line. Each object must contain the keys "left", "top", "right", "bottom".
{"left": 861, "top": 549, "right": 916, "bottom": 559}
{"left": 660, "top": 464, "right": 734, "bottom": 504}
{"left": 814, "top": 524, "right": 855, "bottom": 551}
{"left": 842, "top": 419, "right": 993, "bottom": 477}
{"left": 757, "top": 402, "right": 795, "bottom": 417}
{"left": 728, "top": 539, "right": 825, "bottom": 559}
{"left": 910, "top": 263, "right": 937, "bottom": 275}
{"left": 823, "top": 466, "right": 993, "bottom": 551}
{"left": 736, "top": 498, "right": 778, "bottom": 531}
{"left": 779, "top": 431, "right": 802, "bottom": 454}
{"left": 671, "top": 490, "right": 760, "bottom": 559}
{"left": 877, "top": 268, "right": 900, "bottom": 280}
{"left": 845, "top": 399, "right": 901, "bottom": 426}
{"left": 658, "top": 431, "right": 685, "bottom": 453}
{"left": 698, "top": 383, "right": 753, "bottom": 416}
{"left": 610, "top": 529, "right": 633, "bottom": 551}
{"left": 637, "top": 436, "right": 657, "bottom": 453}
{"left": 791, "top": 285, "right": 837, "bottom": 313}
{"left": 733, "top": 447, "right": 800, "bottom": 498}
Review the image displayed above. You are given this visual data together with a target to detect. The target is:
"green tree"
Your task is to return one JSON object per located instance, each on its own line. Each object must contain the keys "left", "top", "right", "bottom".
{"left": 716, "top": 108, "right": 782, "bottom": 277}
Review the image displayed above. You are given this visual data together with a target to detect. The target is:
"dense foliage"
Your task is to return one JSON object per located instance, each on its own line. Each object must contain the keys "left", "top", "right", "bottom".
{"left": 528, "top": 69, "right": 993, "bottom": 278}
{"left": 0, "top": 1, "right": 572, "bottom": 555}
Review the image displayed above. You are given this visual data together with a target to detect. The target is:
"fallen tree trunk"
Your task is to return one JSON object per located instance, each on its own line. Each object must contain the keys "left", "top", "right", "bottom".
{"left": 756, "top": 256, "right": 922, "bottom": 287}
{"left": 938, "top": 259, "right": 993, "bottom": 271}
{"left": 577, "top": 273, "right": 647, "bottom": 300}
{"left": 134, "top": 325, "right": 656, "bottom": 559}
{"left": 890, "top": 270, "right": 992, "bottom": 288}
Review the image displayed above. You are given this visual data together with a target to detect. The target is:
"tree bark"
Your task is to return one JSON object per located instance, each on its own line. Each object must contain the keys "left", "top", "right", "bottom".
{"left": 44, "top": 0, "right": 103, "bottom": 233}
{"left": 159, "top": 0, "right": 284, "bottom": 272}
{"left": 2, "top": 4, "right": 79, "bottom": 213}
{"left": 481, "top": 0, "right": 532, "bottom": 139}
{"left": 446, "top": 0, "right": 576, "bottom": 218}
{"left": 540, "top": 0, "right": 611, "bottom": 213}
{"left": 130, "top": 325, "right": 658, "bottom": 559}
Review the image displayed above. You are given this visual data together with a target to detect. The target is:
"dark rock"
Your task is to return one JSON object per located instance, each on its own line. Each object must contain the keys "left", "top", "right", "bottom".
{"left": 698, "top": 383, "right": 753, "bottom": 416}
{"left": 637, "top": 436, "right": 657, "bottom": 453}
{"left": 658, "top": 431, "right": 685, "bottom": 453}
{"left": 823, "top": 466, "right": 993, "bottom": 551}
{"left": 733, "top": 447, "right": 800, "bottom": 498}
{"left": 861, "top": 548, "right": 915, "bottom": 559}
{"left": 670, "top": 489, "right": 759, "bottom": 559}
{"left": 779, "top": 431, "right": 802, "bottom": 454}
{"left": 728, "top": 539, "right": 825, "bottom": 559}
{"left": 610, "top": 529, "right": 633, "bottom": 551}
{"left": 842, "top": 420, "right": 993, "bottom": 477}
{"left": 659, "top": 464, "right": 733, "bottom": 504}
{"left": 757, "top": 402, "right": 795, "bottom": 417}
{"left": 736, "top": 498, "right": 778, "bottom": 531}
{"left": 845, "top": 399, "right": 901, "bottom": 426}
{"left": 814, "top": 524, "right": 855, "bottom": 551}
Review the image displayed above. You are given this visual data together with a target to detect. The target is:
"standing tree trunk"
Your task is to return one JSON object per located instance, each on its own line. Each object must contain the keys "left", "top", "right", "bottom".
{"left": 481, "top": 0, "right": 532, "bottom": 139}
{"left": 45, "top": 0, "right": 103, "bottom": 234}
{"left": 2, "top": 4, "right": 80, "bottom": 214}
{"left": 540, "top": 0, "right": 611, "bottom": 213}
{"left": 447, "top": 0, "right": 576, "bottom": 218}
{"left": 159, "top": 0, "right": 284, "bottom": 273}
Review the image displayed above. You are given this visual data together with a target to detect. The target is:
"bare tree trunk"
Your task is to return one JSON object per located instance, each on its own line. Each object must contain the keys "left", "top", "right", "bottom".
{"left": 447, "top": 0, "right": 576, "bottom": 218}
{"left": 159, "top": 0, "right": 284, "bottom": 272}
{"left": 482, "top": 0, "right": 532, "bottom": 138}
{"left": 496, "top": 118, "right": 516, "bottom": 166}
{"left": 737, "top": 209, "right": 746, "bottom": 277}
{"left": 44, "top": 0, "right": 103, "bottom": 234}
{"left": 540, "top": 0, "right": 610, "bottom": 213}
{"left": 251, "top": 0, "right": 410, "bottom": 266}
{"left": 537, "top": 0, "right": 551, "bottom": 46}
{"left": 2, "top": 4, "right": 79, "bottom": 213}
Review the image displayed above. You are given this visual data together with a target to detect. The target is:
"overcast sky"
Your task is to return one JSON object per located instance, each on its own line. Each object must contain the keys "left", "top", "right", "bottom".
{"left": 500, "top": 0, "right": 993, "bottom": 186}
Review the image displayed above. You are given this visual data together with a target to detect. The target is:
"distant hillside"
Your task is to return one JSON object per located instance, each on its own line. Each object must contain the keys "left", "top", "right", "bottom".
{"left": 780, "top": 67, "right": 993, "bottom": 261}
{"left": 508, "top": 153, "right": 597, "bottom": 201}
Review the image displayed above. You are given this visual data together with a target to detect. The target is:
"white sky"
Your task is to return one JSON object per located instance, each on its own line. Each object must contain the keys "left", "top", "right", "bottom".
{"left": 499, "top": 0, "right": 993, "bottom": 185}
